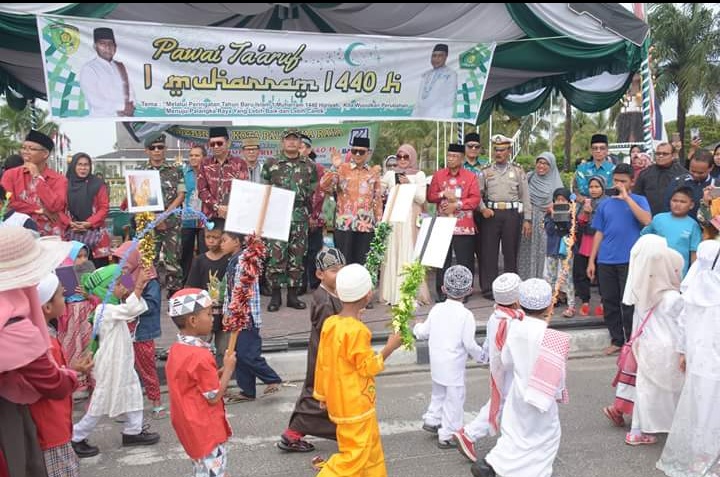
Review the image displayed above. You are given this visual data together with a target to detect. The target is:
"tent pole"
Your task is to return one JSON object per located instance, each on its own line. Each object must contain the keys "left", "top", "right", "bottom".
{"left": 488, "top": 115, "right": 493, "bottom": 162}
{"left": 436, "top": 122, "right": 440, "bottom": 172}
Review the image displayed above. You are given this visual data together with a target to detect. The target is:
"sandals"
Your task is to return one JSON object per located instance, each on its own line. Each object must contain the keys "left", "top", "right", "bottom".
{"left": 562, "top": 307, "right": 576, "bottom": 318}
{"left": 311, "top": 456, "right": 327, "bottom": 472}
{"left": 603, "top": 406, "right": 625, "bottom": 427}
{"left": 625, "top": 432, "right": 657, "bottom": 446}
{"left": 225, "top": 393, "right": 255, "bottom": 404}
{"left": 263, "top": 383, "right": 282, "bottom": 397}
{"left": 151, "top": 406, "right": 168, "bottom": 420}
{"left": 277, "top": 436, "right": 316, "bottom": 453}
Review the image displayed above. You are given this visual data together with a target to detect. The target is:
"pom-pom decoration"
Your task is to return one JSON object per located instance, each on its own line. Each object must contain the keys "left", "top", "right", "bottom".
{"left": 225, "top": 233, "right": 266, "bottom": 332}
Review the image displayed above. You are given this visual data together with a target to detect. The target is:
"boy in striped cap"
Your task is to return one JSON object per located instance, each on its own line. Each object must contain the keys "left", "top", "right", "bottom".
{"left": 166, "top": 288, "right": 237, "bottom": 477}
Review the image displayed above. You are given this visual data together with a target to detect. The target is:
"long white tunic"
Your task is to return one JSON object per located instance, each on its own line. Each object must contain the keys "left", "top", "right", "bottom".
{"left": 412, "top": 66, "right": 457, "bottom": 119}
{"left": 486, "top": 316, "right": 562, "bottom": 477}
{"left": 657, "top": 297, "right": 720, "bottom": 476}
{"left": 79, "top": 56, "right": 135, "bottom": 117}
{"left": 380, "top": 170, "right": 429, "bottom": 305}
{"left": 413, "top": 299, "right": 484, "bottom": 386}
{"left": 465, "top": 309, "right": 515, "bottom": 440}
{"left": 632, "top": 290, "right": 685, "bottom": 433}
{"left": 87, "top": 293, "right": 147, "bottom": 418}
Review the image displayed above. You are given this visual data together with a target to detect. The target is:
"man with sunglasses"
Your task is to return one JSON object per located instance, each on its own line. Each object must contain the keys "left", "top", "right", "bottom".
{"left": 262, "top": 129, "right": 318, "bottom": 312}
{"left": 197, "top": 127, "right": 249, "bottom": 221}
{"left": 464, "top": 132, "right": 488, "bottom": 288}
{"left": 477, "top": 135, "right": 531, "bottom": 299}
{"left": 320, "top": 136, "right": 383, "bottom": 271}
{"left": 142, "top": 133, "right": 186, "bottom": 295}
{"left": 633, "top": 142, "right": 687, "bottom": 215}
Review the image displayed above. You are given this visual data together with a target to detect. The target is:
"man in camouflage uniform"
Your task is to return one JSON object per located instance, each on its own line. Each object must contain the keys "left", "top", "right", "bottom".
{"left": 261, "top": 129, "right": 318, "bottom": 312}
{"left": 142, "top": 133, "right": 186, "bottom": 295}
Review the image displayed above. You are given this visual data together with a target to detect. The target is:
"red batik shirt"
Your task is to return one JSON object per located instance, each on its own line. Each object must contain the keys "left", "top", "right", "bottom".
{"left": 196, "top": 155, "right": 248, "bottom": 218}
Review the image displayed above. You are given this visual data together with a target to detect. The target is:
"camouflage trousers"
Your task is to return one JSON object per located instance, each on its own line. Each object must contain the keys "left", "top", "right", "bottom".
{"left": 266, "top": 221, "right": 308, "bottom": 288}
{"left": 155, "top": 219, "right": 184, "bottom": 292}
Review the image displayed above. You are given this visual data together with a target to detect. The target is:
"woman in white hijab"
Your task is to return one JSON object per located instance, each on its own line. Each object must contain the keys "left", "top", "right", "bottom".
{"left": 657, "top": 240, "right": 720, "bottom": 477}
{"left": 603, "top": 234, "right": 685, "bottom": 446}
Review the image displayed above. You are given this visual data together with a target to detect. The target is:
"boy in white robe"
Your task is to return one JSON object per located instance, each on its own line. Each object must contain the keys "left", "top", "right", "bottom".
{"left": 657, "top": 240, "right": 720, "bottom": 477}
{"left": 472, "top": 278, "right": 570, "bottom": 477}
{"left": 413, "top": 265, "right": 485, "bottom": 449}
{"left": 453, "top": 273, "right": 523, "bottom": 462}
{"left": 71, "top": 264, "right": 160, "bottom": 456}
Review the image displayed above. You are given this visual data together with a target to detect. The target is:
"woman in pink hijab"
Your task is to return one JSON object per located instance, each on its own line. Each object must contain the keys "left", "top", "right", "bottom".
{"left": 379, "top": 144, "right": 432, "bottom": 305}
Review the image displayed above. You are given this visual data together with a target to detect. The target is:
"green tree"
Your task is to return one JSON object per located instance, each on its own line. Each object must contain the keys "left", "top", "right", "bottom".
{"left": 666, "top": 115, "right": 720, "bottom": 149}
{"left": 0, "top": 101, "right": 59, "bottom": 158}
{"left": 650, "top": 3, "right": 720, "bottom": 160}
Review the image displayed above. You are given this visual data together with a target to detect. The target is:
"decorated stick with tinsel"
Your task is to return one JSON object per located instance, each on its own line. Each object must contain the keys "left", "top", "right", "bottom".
{"left": 545, "top": 201, "right": 578, "bottom": 323}
{"left": 0, "top": 192, "right": 11, "bottom": 222}
{"left": 364, "top": 182, "right": 399, "bottom": 286}
{"left": 93, "top": 206, "right": 213, "bottom": 338}
{"left": 390, "top": 260, "right": 426, "bottom": 349}
{"left": 225, "top": 185, "right": 271, "bottom": 354}
{"left": 134, "top": 212, "right": 156, "bottom": 269}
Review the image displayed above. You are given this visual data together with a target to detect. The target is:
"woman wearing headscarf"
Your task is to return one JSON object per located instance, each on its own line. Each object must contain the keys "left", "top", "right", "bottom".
{"left": 66, "top": 153, "right": 111, "bottom": 267}
{"left": 0, "top": 227, "right": 75, "bottom": 477}
{"left": 657, "top": 240, "right": 720, "bottom": 476}
{"left": 631, "top": 150, "right": 652, "bottom": 181}
{"left": 602, "top": 234, "right": 685, "bottom": 446}
{"left": 518, "top": 152, "right": 564, "bottom": 280}
{"left": 380, "top": 144, "right": 431, "bottom": 305}
{"left": 112, "top": 242, "right": 166, "bottom": 418}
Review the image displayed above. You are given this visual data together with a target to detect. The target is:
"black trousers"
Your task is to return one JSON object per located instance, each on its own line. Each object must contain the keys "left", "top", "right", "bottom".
{"left": 597, "top": 263, "right": 634, "bottom": 347}
{"left": 573, "top": 253, "right": 591, "bottom": 303}
{"left": 234, "top": 322, "right": 282, "bottom": 398}
{"left": 436, "top": 235, "right": 476, "bottom": 297}
{"left": 181, "top": 227, "right": 205, "bottom": 283}
{"left": 333, "top": 230, "right": 374, "bottom": 265}
{"left": 473, "top": 211, "right": 483, "bottom": 288}
{"left": 480, "top": 209, "right": 522, "bottom": 293}
{"left": 303, "top": 227, "right": 324, "bottom": 290}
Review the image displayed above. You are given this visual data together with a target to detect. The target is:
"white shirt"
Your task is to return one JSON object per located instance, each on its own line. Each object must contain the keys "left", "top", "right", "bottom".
{"left": 413, "top": 299, "right": 484, "bottom": 386}
{"left": 79, "top": 56, "right": 135, "bottom": 117}
{"left": 412, "top": 66, "right": 458, "bottom": 119}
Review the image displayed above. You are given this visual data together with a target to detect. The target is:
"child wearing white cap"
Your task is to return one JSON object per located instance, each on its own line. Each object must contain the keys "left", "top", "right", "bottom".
{"left": 30, "top": 274, "right": 93, "bottom": 477}
{"left": 454, "top": 272, "right": 523, "bottom": 463}
{"left": 414, "top": 265, "right": 485, "bottom": 449}
{"left": 473, "top": 278, "right": 570, "bottom": 477}
{"left": 313, "top": 264, "right": 402, "bottom": 475}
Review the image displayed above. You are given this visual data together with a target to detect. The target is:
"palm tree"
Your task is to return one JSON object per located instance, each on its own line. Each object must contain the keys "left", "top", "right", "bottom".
{"left": 0, "top": 101, "right": 59, "bottom": 158}
{"left": 650, "top": 3, "right": 720, "bottom": 159}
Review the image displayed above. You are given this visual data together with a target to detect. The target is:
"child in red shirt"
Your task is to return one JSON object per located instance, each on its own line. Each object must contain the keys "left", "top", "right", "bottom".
{"left": 166, "top": 288, "right": 237, "bottom": 477}
{"left": 30, "top": 274, "right": 93, "bottom": 477}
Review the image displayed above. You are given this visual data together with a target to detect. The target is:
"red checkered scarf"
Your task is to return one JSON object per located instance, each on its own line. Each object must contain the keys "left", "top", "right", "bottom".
{"left": 526, "top": 328, "right": 571, "bottom": 412}
{"left": 489, "top": 305, "right": 524, "bottom": 434}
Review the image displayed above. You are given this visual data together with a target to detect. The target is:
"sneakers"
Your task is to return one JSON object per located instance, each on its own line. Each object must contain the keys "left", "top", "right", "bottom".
{"left": 579, "top": 303, "right": 590, "bottom": 316}
{"left": 437, "top": 439, "right": 456, "bottom": 449}
{"left": 453, "top": 429, "right": 477, "bottom": 462}
{"left": 122, "top": 429, "right": 160, "bottom": 447}
{"left": 594, "top": 304, "right": 604, "bottom": 317}
{"left": 471, "top": 459, "right": 497, "bottom": 477}
{"left": 602, "top": 406, "right": 625, "bottom": 427}
{"left": 422, "top": 422, "right": 441, "bottom": 434}
{"left": 625, "top": 432, "right": 657, "bottom": 446}
{"left": 71, "top": 439, "right": 100, "bottom": 458}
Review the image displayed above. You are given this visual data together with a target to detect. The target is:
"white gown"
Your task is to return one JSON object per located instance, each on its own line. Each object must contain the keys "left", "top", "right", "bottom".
{"left": 657, "top": 298, "right": 720, "bottom": 476}
{"left": 632, "top": 290, "right": 685, "bottom": 433}
{"left": 379, "top": 170, "right": 430, "bottom": 305}
{"left": 412, "top": 66, "right": 458, "bottom": 119}
{"left": 486, "top": 317, "right": 562, "bottom": 477}
{"left": 87, "top": 293, "right": 147, "bottom": 418}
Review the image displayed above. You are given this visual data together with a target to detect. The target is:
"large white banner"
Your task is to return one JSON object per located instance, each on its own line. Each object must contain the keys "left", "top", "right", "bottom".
{"left": 37, "top": 15, "right": 495, "bottom": 123}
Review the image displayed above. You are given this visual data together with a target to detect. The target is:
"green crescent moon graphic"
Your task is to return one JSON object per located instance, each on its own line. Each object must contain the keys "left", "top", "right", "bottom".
{"left": 344, "top": 42, "right": 365, "bottom": 66}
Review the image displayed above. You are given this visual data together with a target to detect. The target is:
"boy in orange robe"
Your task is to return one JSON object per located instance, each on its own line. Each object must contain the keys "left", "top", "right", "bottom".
{"left": 313, "top": 264, "right": 402, "bottom": 476}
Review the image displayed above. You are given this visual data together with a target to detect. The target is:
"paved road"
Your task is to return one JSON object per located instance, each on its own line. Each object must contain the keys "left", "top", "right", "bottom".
{"left": 77, "top": 356, "right": 668, "bottom": 477}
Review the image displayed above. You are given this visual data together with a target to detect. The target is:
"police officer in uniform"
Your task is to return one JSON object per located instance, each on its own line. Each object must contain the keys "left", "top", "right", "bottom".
{"left": 478, "top": 134, "right": 531, "bottom": 298}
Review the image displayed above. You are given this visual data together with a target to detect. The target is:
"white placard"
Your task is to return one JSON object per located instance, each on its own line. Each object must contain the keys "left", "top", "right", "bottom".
{"left": 124, "top": 170, "right": 165, "bottom": 213}
{"left": 225, "top": 180, "right": 295, "bottom": 242}
{"left": 413, "top": 216, "right": 457, "bottom": 268}
{"left": 382, "top": 183, "right": 417, "bottom": 223}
